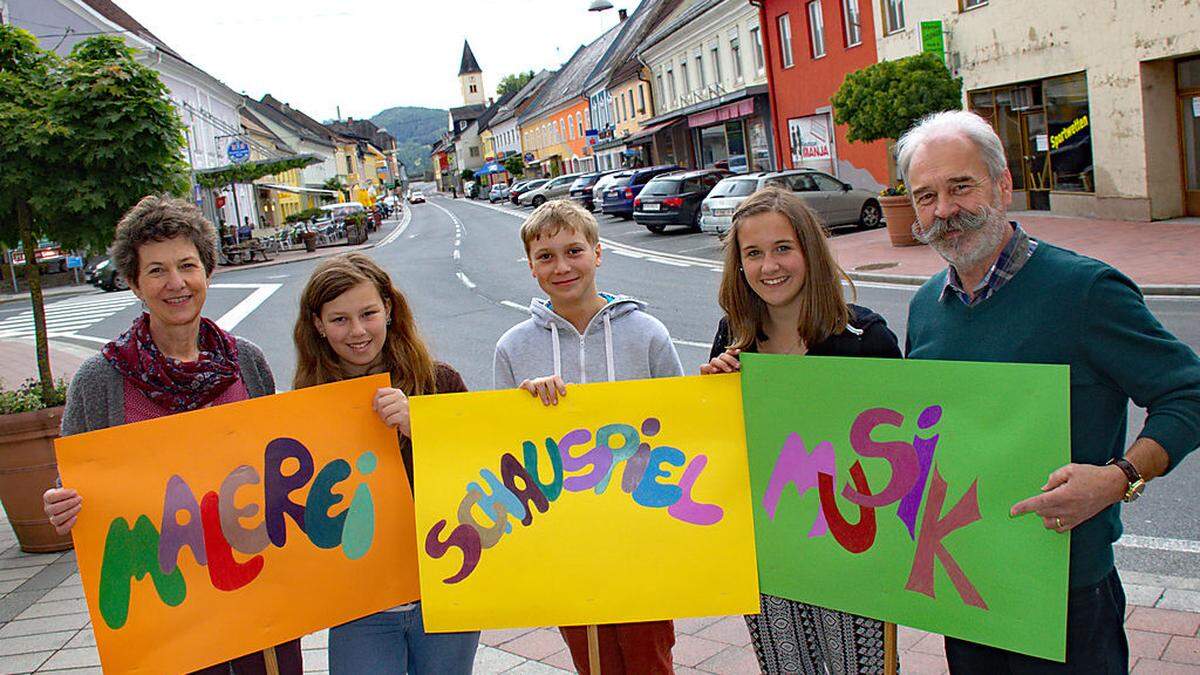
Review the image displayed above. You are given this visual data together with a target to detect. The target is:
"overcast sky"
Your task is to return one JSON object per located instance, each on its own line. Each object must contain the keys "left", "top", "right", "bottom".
{"left": 115, "top": 0, "right": 642, "bottom": 121}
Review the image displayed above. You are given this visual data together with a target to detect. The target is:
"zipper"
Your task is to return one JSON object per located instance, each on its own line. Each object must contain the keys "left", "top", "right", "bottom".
{"left": 578, "top": 335, "right": 587, "bottom": 384}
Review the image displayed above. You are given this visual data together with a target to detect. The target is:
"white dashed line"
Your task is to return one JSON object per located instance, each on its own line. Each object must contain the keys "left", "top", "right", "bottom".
{"left": 453, "top": 250, "right": 460, "bottom": 261}
{"left": 500, "top": 300, "right": 530, "bottom": 313}
{"left": 1117, "top": 534, "right": 1200, "bottom": 554}
{"left": 456, "top": 272, "right": 476, "bottom": 289}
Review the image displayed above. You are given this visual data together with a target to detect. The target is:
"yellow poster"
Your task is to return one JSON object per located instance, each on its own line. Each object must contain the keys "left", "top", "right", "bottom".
{"left": 54, "top": 374, "right": 419, "bottom": 674}
{"left": 410, "top": 374, "right": 759, "bottom": 632}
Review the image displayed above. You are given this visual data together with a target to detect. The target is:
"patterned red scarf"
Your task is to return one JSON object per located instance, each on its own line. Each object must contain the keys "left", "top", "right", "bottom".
{"left": 103, "top": 313, "right": 241, "bottom": 413}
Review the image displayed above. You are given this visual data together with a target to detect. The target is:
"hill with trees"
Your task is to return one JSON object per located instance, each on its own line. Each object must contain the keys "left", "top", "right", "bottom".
{"left": 370, "top": 106, "right": 447, "bottom": 177}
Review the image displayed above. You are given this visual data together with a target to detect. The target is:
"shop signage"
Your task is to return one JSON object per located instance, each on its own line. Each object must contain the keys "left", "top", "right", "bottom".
{"left": 921, "top": 21, "right": 945, "bottom": 60}
{"left": 586, "top": 129, "right": 599, "bottom": 146}
{"left": 788, "top": 115, "right": 835, "bottom": 174}
{"left": 1050, "top": 115, "right": 1088, "bottom": 150}
{"left": 226, "top": 139, "right": 251, "bottom": 164}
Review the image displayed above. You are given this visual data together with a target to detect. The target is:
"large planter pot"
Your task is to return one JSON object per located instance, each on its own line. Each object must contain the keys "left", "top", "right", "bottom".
{"left": 301, "top": 231, "right": 318, "bottom": 253}
{"left": 879, "top": 195, "right": 923, "bottom": 247}
{"left": 0, "top": 406, "right": 73, "bottom": 553}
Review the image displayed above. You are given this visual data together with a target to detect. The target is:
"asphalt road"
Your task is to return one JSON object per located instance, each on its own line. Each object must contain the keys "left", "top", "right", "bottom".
{"left": 8, "top": 194, "right": 1199, "bottom": 579}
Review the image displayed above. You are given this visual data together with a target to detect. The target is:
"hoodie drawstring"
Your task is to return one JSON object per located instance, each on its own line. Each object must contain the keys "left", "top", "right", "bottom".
{"left": 550, "top": 322, "right": 562, "bottom": 377}
{"left": 603, "top": 312, "right": 615, "bottom": 383}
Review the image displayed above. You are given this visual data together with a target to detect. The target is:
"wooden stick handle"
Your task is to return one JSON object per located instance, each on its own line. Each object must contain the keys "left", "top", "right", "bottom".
{"left": 884, "top": 622, "right": 898, "bottom": 675}
{"left": 587, "top": 624, "right": 601, "bottom": 675}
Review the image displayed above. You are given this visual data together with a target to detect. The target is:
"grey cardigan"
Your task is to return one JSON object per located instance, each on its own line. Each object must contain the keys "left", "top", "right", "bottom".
{"left": 60, "top": 337, "right": 276, "bottom": 436}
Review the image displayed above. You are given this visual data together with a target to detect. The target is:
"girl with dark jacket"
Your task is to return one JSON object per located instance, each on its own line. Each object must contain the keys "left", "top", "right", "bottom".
{"left": 700, "top": 186, "right": 901, "bottom": 675}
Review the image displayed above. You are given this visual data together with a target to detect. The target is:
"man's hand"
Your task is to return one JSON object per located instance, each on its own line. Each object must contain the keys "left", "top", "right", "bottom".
{"left": 1010, "top": 463, "right": 1128, "bottom": 532}
{"left": 519, "top": 375, "right": 567, "bottom": 406}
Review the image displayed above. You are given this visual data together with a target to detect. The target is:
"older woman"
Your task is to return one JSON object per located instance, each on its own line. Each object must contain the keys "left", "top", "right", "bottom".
{"left": 42, "top": 195, "right": 301, "bottom": 675}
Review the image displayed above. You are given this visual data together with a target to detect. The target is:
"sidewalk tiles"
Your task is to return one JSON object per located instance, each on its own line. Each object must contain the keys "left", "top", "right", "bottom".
{"left": 0, "top": 535, "right": 1196, "bottom": 674}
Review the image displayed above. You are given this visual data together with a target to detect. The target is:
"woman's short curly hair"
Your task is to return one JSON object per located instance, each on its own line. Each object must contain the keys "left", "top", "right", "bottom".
{"left": 111, "top": 194, "right": 218, "bottom": 286}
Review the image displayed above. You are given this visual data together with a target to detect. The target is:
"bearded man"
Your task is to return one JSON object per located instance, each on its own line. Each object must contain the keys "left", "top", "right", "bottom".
{"left": 901, "top": 110, "right": 1200, "bottom": 673}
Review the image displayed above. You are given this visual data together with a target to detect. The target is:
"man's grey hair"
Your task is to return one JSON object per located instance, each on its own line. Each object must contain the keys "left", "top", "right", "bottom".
{"left": 896, "top": 110, "right": 1007, "bottom": 183}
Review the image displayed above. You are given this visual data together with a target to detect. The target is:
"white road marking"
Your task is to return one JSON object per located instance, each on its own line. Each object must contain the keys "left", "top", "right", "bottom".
{"left": 672, "top": 339, "right": 710, "bottom": 349}
{"left": 1116, "top": 534, "right": 1200, "bottom": 554}
{"left": 453, "top": 250, "right": 461, "bottom": 260}
{"left": 211, "top": 283, "right": 282, "bottom": 331}
{"left": 266, "top": 273, "right": 290, "bottom": 280}
{"left": 374, "top": 209, "right": 413, "bottom": 247}
{"left": 456, "top": 272, "right": 476, "bottom": 289}
{"left": 610, "top": 249, "right": 644, "bottom": 259}
{"left": 0, "top": 291, "right": 139, "bottom": 339}
{"left": 500, "top": 300, "right": 530, "bottom": 313}
{"left": 653, "top": 259, "right": 690, "bottom": 268}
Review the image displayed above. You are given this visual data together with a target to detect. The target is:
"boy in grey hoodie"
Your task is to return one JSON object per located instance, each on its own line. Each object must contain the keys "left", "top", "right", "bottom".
{"left": 492, "top": 199, "right": 682, "bottom": 673}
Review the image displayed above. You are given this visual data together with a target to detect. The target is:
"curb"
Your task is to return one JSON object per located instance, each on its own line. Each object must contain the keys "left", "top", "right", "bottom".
{"left": 211, "top": 213, "right": 408, "bottom": 276}
{"left": 846, "top": 271, "right": 1200, "bottom": 297}
{"left": 0, "top": 285, "right": 100, "bottom": 306}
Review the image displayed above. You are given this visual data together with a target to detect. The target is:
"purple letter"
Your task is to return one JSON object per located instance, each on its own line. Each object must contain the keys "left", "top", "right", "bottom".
{"left": 667, "top": 454, "right": 724, "bottom": 525}
{"left": 158, "top": 475, "right": 206, "bottom": 573}
{"left": 897, "top": 406, "right": 942, "bottom": 539}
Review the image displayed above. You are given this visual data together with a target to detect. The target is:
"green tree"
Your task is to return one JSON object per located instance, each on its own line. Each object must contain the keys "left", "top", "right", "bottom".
{"left": 460, "top": 168, "right": 475, "bottom": 182}
{"left": 503, "top": 155, "right": 525, "bottom": 178}
{"left": 831, "top": 53, "right": 963, "bottom": 143}
{"left": 0, "top": 27, "right": 188, "bottom": 400}
{"left": 322, "top": 176, "right": 347, "bottom": 201}
{"left": 496, "top": 70, "right": 535, "bottom": 98}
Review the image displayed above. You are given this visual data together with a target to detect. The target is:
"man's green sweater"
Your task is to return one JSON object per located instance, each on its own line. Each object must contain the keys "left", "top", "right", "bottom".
{"left": 906, "top": 242, "right": 1200, "bottom": 587}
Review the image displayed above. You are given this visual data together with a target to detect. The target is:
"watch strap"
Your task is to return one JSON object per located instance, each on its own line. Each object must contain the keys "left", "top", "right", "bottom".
{"left": 1109, "top": 457, "right": 1142, "bottom": 485}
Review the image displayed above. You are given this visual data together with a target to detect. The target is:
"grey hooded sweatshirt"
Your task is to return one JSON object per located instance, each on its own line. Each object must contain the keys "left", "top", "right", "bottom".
{"left": 493, "top": 294, "right": 684, "bottom": 388}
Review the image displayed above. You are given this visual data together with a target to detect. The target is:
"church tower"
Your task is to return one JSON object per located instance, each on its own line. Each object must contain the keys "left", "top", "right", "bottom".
{"left": 458, "top": 40, "right": 485, "bottom": 107}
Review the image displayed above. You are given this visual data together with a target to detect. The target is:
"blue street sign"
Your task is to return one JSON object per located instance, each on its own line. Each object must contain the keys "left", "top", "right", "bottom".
{"left": 226, "top": 139, "right": 251, "bottom": 164}
{"left": 66, "top": 256, "right": 83, "bottom": 269}
{"left": 524, "top": 152, "right": 535, "bottom": 163}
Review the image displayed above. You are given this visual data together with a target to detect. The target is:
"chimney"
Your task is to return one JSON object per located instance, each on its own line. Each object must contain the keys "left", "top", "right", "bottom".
{"left": 488, "top": 97, "right": 494, "bottom": 106}
{"left": 619, "top": 8, "right": 628, "bottom": 21}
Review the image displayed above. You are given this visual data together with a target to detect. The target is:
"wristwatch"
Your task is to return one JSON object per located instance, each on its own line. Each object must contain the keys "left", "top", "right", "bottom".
{"left": 1107, "top": 457, "right": 1145, "bottom": 503}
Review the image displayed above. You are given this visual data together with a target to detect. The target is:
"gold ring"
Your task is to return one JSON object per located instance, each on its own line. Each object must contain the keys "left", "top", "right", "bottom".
{"left": 1055, "top": 517, "right": 1063, "bottom": 528}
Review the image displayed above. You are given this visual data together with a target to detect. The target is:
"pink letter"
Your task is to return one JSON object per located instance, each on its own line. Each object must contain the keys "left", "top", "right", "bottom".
{"left": 667, "top": 454, "right": 724, "bottom": 525}
{"left": 762, "top": 433, "right": 835, "bottom": 537}
{"left": 842, "top": 408, "right": 919, "bottom": 508}
{"left": 904, "top": 465, "right": 988, "bottom": 610}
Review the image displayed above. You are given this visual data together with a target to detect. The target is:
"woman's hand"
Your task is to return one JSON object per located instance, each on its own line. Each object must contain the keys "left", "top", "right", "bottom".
{"left": 700, "top": 349, "right": 741, "bottom": 375}
{"left": 44, "top": 488, "right": 81, "bottom": 535}
{"left": 373, "top": 387, "right": 411, "bottom": 437}
{"left": 519, "top": 375, "right": 567, "bottom": 406}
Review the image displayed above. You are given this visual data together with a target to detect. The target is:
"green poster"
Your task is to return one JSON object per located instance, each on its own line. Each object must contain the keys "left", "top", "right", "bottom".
{"left": 741, "top": 354, "right": 1069, "bottom": 661}
{"left": 921, "top": 20, "right": 945, "bottom": 59}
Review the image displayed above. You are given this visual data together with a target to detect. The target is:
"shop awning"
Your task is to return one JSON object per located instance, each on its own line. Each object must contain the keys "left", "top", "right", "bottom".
{"left": 474, "top": 161, "right": 506, "bottom": 177}
{"left": 257, "top": 183, "right": 340, "bottom": 196}
{"left": 624, "top": 119, "right": 679, "bottom": 144}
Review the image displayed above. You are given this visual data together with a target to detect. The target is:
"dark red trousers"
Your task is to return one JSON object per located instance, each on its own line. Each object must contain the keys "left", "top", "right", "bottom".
{"left": 560, "top": 620, "right": 676, "bottom": 675}
{"left": 190, "top": 639, "right": 303, "bottom": 675}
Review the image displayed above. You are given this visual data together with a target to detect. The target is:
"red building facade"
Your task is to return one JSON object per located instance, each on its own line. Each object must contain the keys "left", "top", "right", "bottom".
{"left": 755, "top": 0, "right": 889, "bottom": 190}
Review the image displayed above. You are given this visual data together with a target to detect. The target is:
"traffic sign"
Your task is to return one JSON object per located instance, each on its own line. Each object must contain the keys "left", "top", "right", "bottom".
{"left": 66, "top": 256, "right": 84, "bottom": 269}
{"left": 226, "top": 139, "right": 251, "bottom": 164}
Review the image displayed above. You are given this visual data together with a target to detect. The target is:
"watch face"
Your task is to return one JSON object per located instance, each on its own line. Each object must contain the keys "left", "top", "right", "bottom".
{"left": 1126, "top": 479, "right": 1145, "bottom": 503}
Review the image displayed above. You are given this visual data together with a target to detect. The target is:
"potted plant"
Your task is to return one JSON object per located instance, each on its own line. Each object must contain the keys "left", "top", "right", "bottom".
{"left": 0, "top": 379, "right": 72, "bottom": 552}
{"left": 301, "top": 228, "right": 318, "bottom": 252}
{"left": 879, "top": 182, "right": 921, "bottom": 247}
{"left": 1, "top": 27, "right": 189, "bottom": 551}
{"left": 831, "top": 52, "right": 962, "bottom": 247}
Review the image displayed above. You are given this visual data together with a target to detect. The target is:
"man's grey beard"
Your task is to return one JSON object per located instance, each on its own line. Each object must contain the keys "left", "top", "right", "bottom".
{"left": 913, "top": 204, "right": 1009, "bottom": 271}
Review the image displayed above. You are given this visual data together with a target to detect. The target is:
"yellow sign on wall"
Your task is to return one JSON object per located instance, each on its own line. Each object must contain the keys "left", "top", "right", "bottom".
{"left": 410, "top": 374, "right": 759, "bottom": 632}
{"left": 54, "top": 375, "right": 419, "bottom": 674}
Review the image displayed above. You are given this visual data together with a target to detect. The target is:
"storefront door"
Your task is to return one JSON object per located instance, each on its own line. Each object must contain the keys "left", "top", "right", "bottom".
{"left": 1178, "top": 58, "right": 1200, "bottom": 216}
{"left": 1021, "top": 111, "right": 1051, "bottom": 210}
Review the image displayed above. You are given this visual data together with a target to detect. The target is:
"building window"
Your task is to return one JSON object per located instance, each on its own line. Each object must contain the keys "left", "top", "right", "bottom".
{"left": 730, "top": 32, "right": 743, "bottom": 81}
{"left": 667, "top": 68, "right": 676, "bottom": 105}
{"left": 470, "top": 84, "right": 477, "bottom": 93}
{"left": 843, "top": 0, "right": 862, "bottom": 46}
{"left": 711, "top": 46, "right": 722, "bottom": 85}
{"left": 656, "top": 75, "right": 665, "bottom": 107}
{"left": 569, "top": 114, "right": 575, "bottom": 140}
{"left": 882, "top": 0, "right": 905, "bottom": 33}
{"left": 807, "top": 2, "right": 826, "bottom": 58}
{"left": 470, "top": 146, "right": 480, "bottom": 157}
{"left": 627, "top": 90, "right": 635, "bottom": 118}
{"left": 777, "top": 14, "right": 794, "bottom": 68}
{"left": 638, "top": 84, "right": 646, "bottom": 112}
{"left": 681, "top": 59, "right": 690, "bottom": 94}
{"left": 578, "top": 115, "right": 584, "bottom": 137}
{"left": 696, "top": 53, "right": 706, "bottom": 88}
{"left": 750, "top": 26, "right": 765, "bottom": 74}
{"left": 960, "top": 0, "right": 987, "bottom": 8}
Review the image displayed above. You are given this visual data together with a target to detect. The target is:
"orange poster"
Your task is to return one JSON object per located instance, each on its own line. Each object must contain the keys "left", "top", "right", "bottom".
{"left": 54, "top": 374, "right": 419, "bottom": 674}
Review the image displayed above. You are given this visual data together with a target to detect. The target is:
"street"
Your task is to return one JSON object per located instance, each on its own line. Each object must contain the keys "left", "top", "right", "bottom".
{"left": 4, "top": 196, "right": 1199, "bottom": 582}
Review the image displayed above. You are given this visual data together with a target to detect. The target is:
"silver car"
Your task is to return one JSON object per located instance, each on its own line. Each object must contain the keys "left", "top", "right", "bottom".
{"left": 517, "top": 172, "right": 584, "bottom": 207}
{"left": 593, "top": 171, "right": 633, "bottom": 209}
{"left": 700, "top": 169, "right": 883, "bottom": 235}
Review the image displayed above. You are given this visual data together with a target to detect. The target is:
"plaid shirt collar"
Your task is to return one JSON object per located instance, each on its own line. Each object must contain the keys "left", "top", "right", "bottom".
{"left": 940, "top": 222, "right": 1038, "bottom": 306}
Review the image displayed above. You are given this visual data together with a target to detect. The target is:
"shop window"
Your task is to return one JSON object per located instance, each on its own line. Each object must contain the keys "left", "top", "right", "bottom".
{"left": 969, "top": 90, "right": 994, "bottom": 121}
{"left": 726, "top": 120, "right": 747, "bottom": 172}
{"left": 699, "top": 125, "right": 729, "bottom": 167}
{"left": 778, "top": 14, "right": 795, "bottom": 68}
{"left": 960, "top": 0, "right": 987, "bottom": 9}
{"left": 989, "top": 89, "right": 1025, "bottom": 190}
{"left": 843, "top": 0, "right": 862, "bottom": 47}
{"left": 1178, "top": 57, "right": 1200, "bottom": 89}
{"left": 807, "top": 2, "right": 826, "bottom": 58}
{"left": 1045, "top": 73, "right": 1093, "bottom": 192}
{"left": 882, "top": 0, "right": 905, "bottom": 33}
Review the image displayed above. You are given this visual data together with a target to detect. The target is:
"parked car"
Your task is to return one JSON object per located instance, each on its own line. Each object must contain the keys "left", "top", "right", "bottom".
{"left": 568, "top": 171, "right": 619, "bottom": 211}
{"left": 510, "top": 179, "right": 547, "bottom": 204}
{"left": 9, "top": 239, "right": 68, "bottom": 273}
{"left": 518, "top": 172, "right": 582, "bottom": 207}
{"left": 600, "top": 165, "right": 683, "bottom": 219}
{"left": 90, "top": 257, "right": 128, "bottom": 292}
{"left": 408, "top": 191, "right": 426, "bottom": 204}
{"left": 488, "top": 183, "right": 510, "bottom": 203}
{"left": 700, "top": 169, "right": 881, "bottom": 235}
{"left": 633, "top": 169, "right": 732, "bottom": 233}
{"left": 592, "top": 171, "right": 633, "bottom": 209}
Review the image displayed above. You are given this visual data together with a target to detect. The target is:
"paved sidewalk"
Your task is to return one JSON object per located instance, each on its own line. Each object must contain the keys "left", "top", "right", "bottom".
{"left": 835, "top": 211, "right": 1200, "bottom": 292}
{"left": 0, "top": 525, "right": 1196, "bottom": 674}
